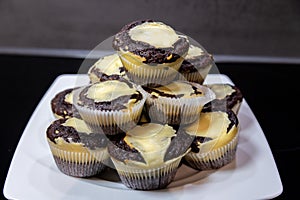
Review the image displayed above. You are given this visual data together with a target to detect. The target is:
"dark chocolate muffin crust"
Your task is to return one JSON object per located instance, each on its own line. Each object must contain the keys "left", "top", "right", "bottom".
{"left": 179, "top": 53, "right": 214, "bottom": 73}
{"left": 107, "top": 133, "right": 145, "bottom": 163}
{"left": 51, "top": 87, "right": 81, "bottom": 118}
{"left": 163, "top": 128, "right": 194, "bottom": 161}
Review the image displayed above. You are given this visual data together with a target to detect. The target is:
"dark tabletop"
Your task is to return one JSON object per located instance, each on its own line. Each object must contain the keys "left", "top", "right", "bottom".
{"left": 1, "top": 54, "right": 299, "bottom": 199}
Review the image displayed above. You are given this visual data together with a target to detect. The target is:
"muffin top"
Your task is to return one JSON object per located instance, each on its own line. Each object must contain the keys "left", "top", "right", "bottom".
{"left": 179, "top": 45, "right": 214, "bottom": 73}
{"left": 143, "top": 81, "right": 215, "bottom": 100}
{"left": 75, "top": 79, "right": 144, "bottom": 111}
{"left": 51, "top": 87, "right": 81, "bottom": 119}
{"left": 112, "top": 19, "right": 189, "bottom": 64}
{"left": 184, "top": 110, "right": 239, "bottom": 153}
{"left": 108, "top": 123, "right": 191, "bottom": 167}
{"left": 88, "top": 53, "right": 127, "bottom": 83}
{"left": 46, "top": 117, "right": 108, "bottom": 151}
{"left": 202, "top": 83, "right": 243, "bottom": 112}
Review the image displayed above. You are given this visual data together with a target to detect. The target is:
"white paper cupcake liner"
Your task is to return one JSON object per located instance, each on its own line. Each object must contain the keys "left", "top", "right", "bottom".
{"left": 146, "top": 83, "right": 216, "bottom": 125}
{"left": 184, "top": 133, "right": 239, "bottom": 170}
{"left": 110, "top": 157, "right": 182, "bottom": 190}
{"left": 49, "top": 143, "right": 109, "bottom": 163}
{"left": 49, "top": 143, "right": 109, "bottom": 177}
{"left": 119, "top": 55, "right": 183, "bottom": 86}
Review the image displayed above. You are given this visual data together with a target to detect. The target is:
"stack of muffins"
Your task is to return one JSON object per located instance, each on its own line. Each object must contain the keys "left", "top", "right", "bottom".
{"left": 46, "top": 19, "right": 243, "bottom": 190}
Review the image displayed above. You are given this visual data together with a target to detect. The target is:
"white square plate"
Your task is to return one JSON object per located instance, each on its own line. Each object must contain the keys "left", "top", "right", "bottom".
{"left": 3, "top": 74, "right": 282, "bottom": 200}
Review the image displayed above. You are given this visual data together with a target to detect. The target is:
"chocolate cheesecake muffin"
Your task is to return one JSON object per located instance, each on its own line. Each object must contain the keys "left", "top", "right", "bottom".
{"left": 143, "top": 81, "right": 215, "bottom": 125}
{"left": 183, "top": 110, "right": 239, "bottom": 170}
{"left": 50, "top": 87, "right": 81, "bottom": 119}
{"left": 46, "top": 117, "right": 109, "bottom": 177}
{"left": 203, "top": 83, "right": 243, "bottom": 114}
{"left": 88, "top": 53, "right": 127, "bottom": 83}
{"left": 74, "top": 79, "right": 147, "bottom": 135}
{"left": 112, "top": 19, "right": 189, "bottom": 86}
{"left": 177, "top": 45, "right": 214, "bottom": 84}
{"left": 107, "top": 123, "right": 192, "bottom": 190}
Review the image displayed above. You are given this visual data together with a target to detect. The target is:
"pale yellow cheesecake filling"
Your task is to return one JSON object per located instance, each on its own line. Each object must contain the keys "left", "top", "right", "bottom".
{"left": 118, "top": 50, "right": 185, "bottom": 72}
{"left": 64, "top": 90, "right": 75, "bottom": 104}
{"left": 184, "top": 112, "right": 238, "bottom": 152}
{"left": 129, "top": 22, "right": 179, "bottom": 48}
{"left": 50, "top": 137, "right": 86, "bottom": 152}
{"left": 185, "top": 45, "right": 205, "bottom": 59}
{"left": 206, "top": 84, "right": 235, "bottom": 99}
{"left": 149, "top": 81, "right": 205, "bottom": 98}
{"left": 124, "top": 123, "right": 176, "bottom": 167}
{"left": 86, "top": 80, "right": 139, "bottom": 109}
{"left": 62, "top": 117, "right": 91, "bottom": 134}
{"left": 89, "top": 54, "right": 124, "bottom": 76}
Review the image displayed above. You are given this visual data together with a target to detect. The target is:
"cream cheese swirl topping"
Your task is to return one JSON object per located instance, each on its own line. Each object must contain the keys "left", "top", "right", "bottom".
{"left": 64, "top": 90, "right": 75, "bottom": 104}
{"left": 86, "top": 80, "right": 137, "bottom": 102}
{"left": 89, "top": 54, "right": 124, "bottom": 76}
{"left": 185, "top": 45, "right": 205, "bottom": 59}
{"left": 207, "top": 84, "right": 236, "bottom": 100}
{"left": 62, "top": 117, "right": 91, "bottom": 134}
{"left": 124, "top": 123, "right": 176, "bottom": 166}
{"left": 148, "top": 81, "right": 204, "bottom": 98}
{"left": 184, "top": 112, "right": 238, "bottom": 151}
{"left": 129, "top": 22, "right": 180, "bottom": 48}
